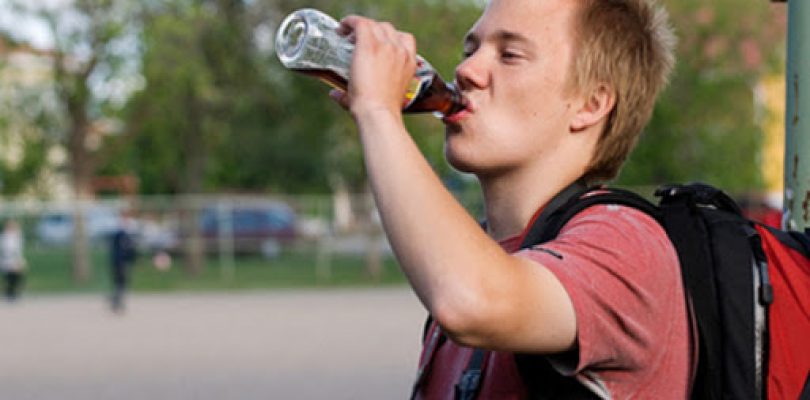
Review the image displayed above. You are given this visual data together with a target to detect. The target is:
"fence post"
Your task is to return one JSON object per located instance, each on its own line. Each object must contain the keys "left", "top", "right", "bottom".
{"left": 783, "top": 0, "right": 810, "bottom": 230}
{"left": 217, "top": 199, "right": 235, "bottom": 281}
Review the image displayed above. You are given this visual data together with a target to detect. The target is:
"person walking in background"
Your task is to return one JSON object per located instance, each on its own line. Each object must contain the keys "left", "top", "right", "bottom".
{"left": 109, "top": 211, "right": 138, "bottom": 313}
{"left": 1, "top": 219, "right": 27, "bottom": 302}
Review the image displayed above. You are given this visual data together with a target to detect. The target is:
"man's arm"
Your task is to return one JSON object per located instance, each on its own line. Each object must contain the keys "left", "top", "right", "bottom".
{"left": 334, "top": 16, "right": 577, "bottom": 354}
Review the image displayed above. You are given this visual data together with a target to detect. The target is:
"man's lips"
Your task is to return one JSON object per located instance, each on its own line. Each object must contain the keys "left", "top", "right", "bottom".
{"left": 443, "top": 109, "right": 470, "bottom": 124}
{"left": 442, "top": 97, "right": 474, "bottom": 125}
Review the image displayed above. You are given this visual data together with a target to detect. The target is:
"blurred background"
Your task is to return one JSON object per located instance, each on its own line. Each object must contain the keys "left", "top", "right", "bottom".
{"left": 0, "top": 0, "right": 789, "bottom": 399}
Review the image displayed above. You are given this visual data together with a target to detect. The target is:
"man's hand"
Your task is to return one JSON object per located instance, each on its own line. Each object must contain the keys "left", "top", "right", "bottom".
{"left": 329, "top": 16, "right": 417, "bottom": 119}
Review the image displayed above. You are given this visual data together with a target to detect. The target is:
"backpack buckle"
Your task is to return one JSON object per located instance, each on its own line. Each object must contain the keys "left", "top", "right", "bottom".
{"left": 455, "top": 369, "right": 482, "bottom": 400}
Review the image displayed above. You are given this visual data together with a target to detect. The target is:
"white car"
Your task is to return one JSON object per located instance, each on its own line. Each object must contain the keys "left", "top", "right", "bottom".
{"left": 36, "top": 207, "right": 120, "bottom": 245}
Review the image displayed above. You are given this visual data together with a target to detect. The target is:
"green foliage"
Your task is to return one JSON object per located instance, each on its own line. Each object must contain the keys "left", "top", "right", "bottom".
{"left": 3, "top": 0, "right": 789, "bottom": 196}
{"left": 0, "top": 135, "right": 48, "bottom": 195}
{"left": 112, "top": 0, "right": 482, "bottom": 195}
{"left": 617, "top": 0, "right": 786, "bottom": 191}
{"left": 0, "top": 46, "right": 61, "bottom": 197}
{"left": 116, "top": 4, "right": 220, "bottom": 194}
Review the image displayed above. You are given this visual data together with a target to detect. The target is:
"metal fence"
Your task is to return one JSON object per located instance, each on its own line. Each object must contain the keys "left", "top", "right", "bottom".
{"left": 0, "top": 186, "right": 781, "bottom": 289}
{"left": 0, "top": 191, "right": 484, "bottom": 286}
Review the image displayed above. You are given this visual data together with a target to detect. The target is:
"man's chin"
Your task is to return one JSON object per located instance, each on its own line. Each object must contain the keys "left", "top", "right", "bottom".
{"left": 444, "top": 123, "right": 462, "bottom": 137}
{"left": 445, "top": 150, "right": 477, "bottom": 174}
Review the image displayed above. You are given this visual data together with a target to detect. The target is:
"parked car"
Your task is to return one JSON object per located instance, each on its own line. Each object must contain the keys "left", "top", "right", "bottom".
{"left": 197, "top": 201, "right": 298, "bottom": 258}
{"left": 36, "top": 207, "right": 120, "bottom": 245}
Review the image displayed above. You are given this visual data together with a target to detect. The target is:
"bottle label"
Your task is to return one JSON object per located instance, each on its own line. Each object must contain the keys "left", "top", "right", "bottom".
{"left": 403, "top": 57, "right": 435, "bottom": 109}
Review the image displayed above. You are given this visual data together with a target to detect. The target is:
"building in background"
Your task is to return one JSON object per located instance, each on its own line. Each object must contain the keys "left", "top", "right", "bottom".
{"left": 0, "top": 34, "right": 71, "bottom": 200}
{"left": 758, "top": 74, "right": 787, "bottom": 208}
{"left": 746, "top": 73, "right": 787, "bottom": 228}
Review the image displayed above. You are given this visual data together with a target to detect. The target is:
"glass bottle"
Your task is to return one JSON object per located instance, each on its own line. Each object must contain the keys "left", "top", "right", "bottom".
{"left": 275, "top": 8, "right": 465, "bottom": 117}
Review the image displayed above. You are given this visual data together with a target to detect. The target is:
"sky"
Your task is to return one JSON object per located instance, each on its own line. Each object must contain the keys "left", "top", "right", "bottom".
{"left": 0, "top": 0, "right": 145, "bottom": 107}
{"left": 0, "top": 0, "right": 67, "bottom": 50}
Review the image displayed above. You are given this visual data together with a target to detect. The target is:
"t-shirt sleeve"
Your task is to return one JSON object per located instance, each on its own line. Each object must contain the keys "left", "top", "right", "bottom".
{"left": 515, "top": 204, "right": 681, "bottom": 374}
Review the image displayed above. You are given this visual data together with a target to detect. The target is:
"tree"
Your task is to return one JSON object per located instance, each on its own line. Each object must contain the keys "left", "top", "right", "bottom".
{"left": 618, "top": 0, "right": 786, "bottom": 192}
{"left": 117, "top": 0, "right": 482, "bottom": 194}
{"left": 109, "top": 0, "right": 482, "bottom": 275}
{"left": 5, "top": 0, "right": 139, "bottom": 282}
{"left": 0, "top": 37, "right": 51, "bottom": 196}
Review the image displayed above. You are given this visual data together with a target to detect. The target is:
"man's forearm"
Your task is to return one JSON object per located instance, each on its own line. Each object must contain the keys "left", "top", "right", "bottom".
{"left": 353, "top": 109, "right": 516, "bottom": 329}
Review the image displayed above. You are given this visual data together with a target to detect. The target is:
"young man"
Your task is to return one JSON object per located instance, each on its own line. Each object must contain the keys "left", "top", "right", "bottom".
{"left": 109, "top": 211, "right": 138, "bottom": 313}
{"left": 332, "top": 0, "right": 687, "bottom": 397}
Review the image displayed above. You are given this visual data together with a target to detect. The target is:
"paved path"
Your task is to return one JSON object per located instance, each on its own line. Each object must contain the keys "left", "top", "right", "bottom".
{"left": 0, "top": 288, "right": 427, "bottom": 400}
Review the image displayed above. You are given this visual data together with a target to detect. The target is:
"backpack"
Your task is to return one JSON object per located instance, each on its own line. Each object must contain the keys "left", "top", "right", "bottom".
{"left": 414, "top": 182, "right": 810, "bottom": 399}
{"left": 532, "top": 182, "right": 810, "bottom": 399}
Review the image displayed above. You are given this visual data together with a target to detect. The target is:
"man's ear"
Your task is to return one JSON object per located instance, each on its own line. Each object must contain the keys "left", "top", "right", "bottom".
{"left": 570, "top": 83, "right": 616, "bottom": 133}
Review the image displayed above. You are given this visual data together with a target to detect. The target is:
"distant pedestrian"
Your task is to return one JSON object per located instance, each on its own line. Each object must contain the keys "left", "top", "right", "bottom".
{"left": 109, "top": 212, "right": 138, "bottom": 313}
{"left": 1, "top": 219, "right": 27, "bottom": 302}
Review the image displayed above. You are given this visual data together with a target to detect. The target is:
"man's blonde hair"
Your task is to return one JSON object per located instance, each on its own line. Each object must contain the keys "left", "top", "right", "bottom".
{"left": 571, "top": 0, "right": 676, "bottom": 182}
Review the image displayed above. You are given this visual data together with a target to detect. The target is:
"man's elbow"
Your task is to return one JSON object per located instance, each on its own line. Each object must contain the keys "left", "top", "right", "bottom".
{"left": 430, "top": 291, "right": 503, "bottom": 348}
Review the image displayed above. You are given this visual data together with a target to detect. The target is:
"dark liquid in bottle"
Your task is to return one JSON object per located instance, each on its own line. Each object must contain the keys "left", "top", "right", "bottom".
{"left": 291, "top": 68, "right": 464, "bottom": 116}
{"left": 402, "top": 74, "right": 465, "bottom": 116}
{"left": 292, "top": 68, "right": 349, "bottom": 91}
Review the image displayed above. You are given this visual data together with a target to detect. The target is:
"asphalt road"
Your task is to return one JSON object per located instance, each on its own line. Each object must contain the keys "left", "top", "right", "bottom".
{"left": 0, "top": 288, "right": 427, "bottom": 400}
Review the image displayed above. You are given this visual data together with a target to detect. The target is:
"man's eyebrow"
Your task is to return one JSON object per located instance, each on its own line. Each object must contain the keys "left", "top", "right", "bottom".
{"left": 463, "top": 31, "right": 479, "bottom": 46}
{"left": 463, "top": 30, "right": 532, "bottom": 46}
{"left": 493, "top": 30, "right": 532, "bottom": 45}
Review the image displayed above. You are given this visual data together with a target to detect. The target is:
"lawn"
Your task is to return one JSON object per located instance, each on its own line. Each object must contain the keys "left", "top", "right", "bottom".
{"left": 21, "top": 244, "right": 407, "bottom": 294}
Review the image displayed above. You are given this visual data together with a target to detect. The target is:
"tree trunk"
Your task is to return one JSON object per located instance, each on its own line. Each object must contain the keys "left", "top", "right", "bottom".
{"left": 179, "top": 91, "right": 207, "bottom": 276}
{"left": 71, "top": 199, "right": 92, "bottom": 283}
{"left": 67, "top": 91, "right": 95, "bottom": 284}
{"left": 180, "top": 199, "right": 205, "bottom": 277}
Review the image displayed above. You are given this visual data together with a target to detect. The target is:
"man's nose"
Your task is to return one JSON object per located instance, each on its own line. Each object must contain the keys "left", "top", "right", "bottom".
{"left": 454, "top": 52, "right": 489, "bottom": 91}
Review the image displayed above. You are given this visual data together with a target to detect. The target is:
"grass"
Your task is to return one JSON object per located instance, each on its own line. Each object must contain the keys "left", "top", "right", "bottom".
{"left": 21, "top": 245, "right": 407, "bottom": 294}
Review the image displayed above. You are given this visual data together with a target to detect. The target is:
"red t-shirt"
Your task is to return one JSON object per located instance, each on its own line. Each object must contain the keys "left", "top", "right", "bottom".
{"left": 415, "top": 205, "right": 692, "bottom": 399}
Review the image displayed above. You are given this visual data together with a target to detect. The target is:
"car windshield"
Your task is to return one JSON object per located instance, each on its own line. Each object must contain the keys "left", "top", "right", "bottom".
{"left": 43, "top": 214, "right": 70, "bottom": 224}
{"left": 200, "top": 205, "right": 295, "bottom": 233}
{"left": 266, "top": 210, "right": 293, "bottom": 229}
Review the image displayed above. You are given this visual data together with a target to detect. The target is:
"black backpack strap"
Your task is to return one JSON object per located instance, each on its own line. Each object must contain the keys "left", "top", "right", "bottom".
{"left": 521, "top": 187, "right": 660, "bottom": 248}
{"left": 455, "top": 349, "right": 489, "bottom": 400}
{"left": 442, "top": 181, "right": 599, "bottom": 400}
{"left": 411, "top": 317, "right": 447, "bottom": 400}
{"left": 518, "top": 180, "right": 589, "bottom": 249}
{"left": 422, "top": 183, "right": 662, "bottom": 400}
{"left": 422, "top": 314, "right": 434, "bottom": 342}
{"left": 654, "top": 184, "right": 727, "bottom": 400}
{"left": 514, "top": 187, "right": 660, "bottom": 399}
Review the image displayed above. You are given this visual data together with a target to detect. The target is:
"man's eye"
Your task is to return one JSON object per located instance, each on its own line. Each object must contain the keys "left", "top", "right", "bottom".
{"left": 500, "top": 50, "right": 527, "bottom": 64}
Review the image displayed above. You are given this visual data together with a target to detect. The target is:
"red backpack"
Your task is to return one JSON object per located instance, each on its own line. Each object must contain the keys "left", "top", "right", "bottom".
{"left": 412, "top": 183, "right": 810, "bottom": 399}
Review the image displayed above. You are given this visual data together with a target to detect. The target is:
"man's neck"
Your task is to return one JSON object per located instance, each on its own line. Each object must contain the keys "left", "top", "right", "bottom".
{"left": 480, "top": 168, "right": 581, "bottom": 242}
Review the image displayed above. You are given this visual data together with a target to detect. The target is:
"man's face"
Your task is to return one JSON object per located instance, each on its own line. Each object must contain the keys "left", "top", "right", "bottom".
{"left": 444, "top": 0, "right": 580, "bottom": 176}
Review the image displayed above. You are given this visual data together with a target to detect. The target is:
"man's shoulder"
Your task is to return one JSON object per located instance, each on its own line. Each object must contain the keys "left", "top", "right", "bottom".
{"left": 536, "top": 202, "right": 680, "bottom": 285}
{"left": 561, "top": 203, "right": 668, "bottom": 244}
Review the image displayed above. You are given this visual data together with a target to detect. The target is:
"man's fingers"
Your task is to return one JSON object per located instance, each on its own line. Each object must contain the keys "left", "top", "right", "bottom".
{"left": 399, "top": 32, "right": 417, "bottom": 55}
{"left": 329, "top": 89, "right": 350, "bottom": 109}
{"left": 379, "top": 22, "right": 398, "bottom": 42}
{"left": 340, "top": 16, "right": 413, "bottom": 51}
{"left": 337, "top": 15, "right": 364, "bottom": 35}
{"left": 339, "top": 15, "right": 386, "bottom": 49}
